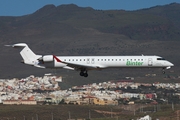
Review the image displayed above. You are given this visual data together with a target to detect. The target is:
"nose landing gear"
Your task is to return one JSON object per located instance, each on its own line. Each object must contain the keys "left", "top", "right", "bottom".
{"left": 162, "top": 68, "right": 165, "bottom": 74}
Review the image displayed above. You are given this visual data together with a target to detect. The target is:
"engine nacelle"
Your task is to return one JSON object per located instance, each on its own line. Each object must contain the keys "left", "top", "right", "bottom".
{"left": 42, "top": 55, "right": 54, "bottom": 62}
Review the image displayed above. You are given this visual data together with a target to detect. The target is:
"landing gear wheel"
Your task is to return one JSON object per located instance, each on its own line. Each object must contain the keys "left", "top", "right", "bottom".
{"left": 79, "top": 70, "right": 88, "bottom": 77}
{"left": 80, "top": 71, "right": 84, "bottom": 76}
{"left": 84, "top": 73, "right": 88, "bottom": 77}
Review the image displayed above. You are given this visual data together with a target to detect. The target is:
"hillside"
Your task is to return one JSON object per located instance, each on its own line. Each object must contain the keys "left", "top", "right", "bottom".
{"left": 0, "top": 3, "right": 180, "bottom": 88}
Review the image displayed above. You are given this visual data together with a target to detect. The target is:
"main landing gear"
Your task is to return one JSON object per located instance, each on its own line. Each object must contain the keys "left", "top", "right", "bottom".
{"left": 80, "top": 70, "right": 88, "bottom": 77}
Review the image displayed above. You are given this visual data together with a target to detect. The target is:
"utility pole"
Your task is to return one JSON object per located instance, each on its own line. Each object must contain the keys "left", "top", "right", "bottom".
{"left": 140, "top": 105, "right": 144, "bottom": 113}
{"left": 172, "top": 102, "right": 174, "bottom": 111}
{"left": 89, "top": 110, "right": 91, "bottom": 119}
{"left": 36, "top": 114, "right": 38, "bottom": 120}
{"left": 177, "top": 110, "right": 179, "bottom": 120}
{"left": 68, "top": 111, "right": 71, "bottom": 119}
{"left": 51, "top": 112, "right": 54, "bottom": 120}
{"left": 111, "top": 108, "right": 113, "bottom": 118}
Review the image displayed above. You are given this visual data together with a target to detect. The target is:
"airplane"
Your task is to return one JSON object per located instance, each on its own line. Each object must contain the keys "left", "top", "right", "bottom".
{"left": 6, "top": 43, "right": 174, "bottom": 77}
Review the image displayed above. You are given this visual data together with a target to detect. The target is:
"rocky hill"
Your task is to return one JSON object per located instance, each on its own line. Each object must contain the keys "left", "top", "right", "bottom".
{"left": 0, "top": 3, "right": 180, "bottom": 88}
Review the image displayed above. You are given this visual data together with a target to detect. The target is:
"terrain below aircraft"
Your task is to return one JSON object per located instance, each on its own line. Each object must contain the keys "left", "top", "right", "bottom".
{"left": 6, "top": 43, "right": 174, "bottom": 77}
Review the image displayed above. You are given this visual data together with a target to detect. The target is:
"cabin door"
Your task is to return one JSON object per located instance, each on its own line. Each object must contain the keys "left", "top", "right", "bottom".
{"left": 148, "top": 58, "right": 153, "bottom": 66}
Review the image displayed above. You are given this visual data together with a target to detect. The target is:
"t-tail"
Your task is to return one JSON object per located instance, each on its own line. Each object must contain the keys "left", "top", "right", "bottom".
{"left": 6, "top": 43, "right": 42, "bottom": 67}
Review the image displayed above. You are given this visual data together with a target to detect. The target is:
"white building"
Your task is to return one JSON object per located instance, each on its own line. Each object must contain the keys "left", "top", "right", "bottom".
{"left": 137, "top": 115, "right": 152, "bottom": 120}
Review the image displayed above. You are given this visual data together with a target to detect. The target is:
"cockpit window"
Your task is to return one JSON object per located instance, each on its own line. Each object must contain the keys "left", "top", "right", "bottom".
{"left": 157, "top": 58, "right": 166, "bottom": 60}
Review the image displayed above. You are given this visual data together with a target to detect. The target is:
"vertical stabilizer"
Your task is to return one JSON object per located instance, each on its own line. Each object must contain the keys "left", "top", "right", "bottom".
{"left": 10, "top": 43, "right": 40, "bottom": 65}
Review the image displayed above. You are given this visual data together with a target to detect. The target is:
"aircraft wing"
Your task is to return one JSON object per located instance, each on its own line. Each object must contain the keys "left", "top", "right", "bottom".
{"left": 53, "top": 55, "right": 105, "bottom": 71}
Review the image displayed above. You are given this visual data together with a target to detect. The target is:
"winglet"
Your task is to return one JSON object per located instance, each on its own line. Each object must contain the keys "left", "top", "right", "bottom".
{"left": 53, "top": 55, "right": 62, "bottom": 62}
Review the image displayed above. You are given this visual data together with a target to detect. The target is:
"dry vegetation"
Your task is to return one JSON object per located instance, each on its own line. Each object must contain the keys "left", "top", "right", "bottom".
{"left": 0, "top": 104, "right": 180, "bottom": 120}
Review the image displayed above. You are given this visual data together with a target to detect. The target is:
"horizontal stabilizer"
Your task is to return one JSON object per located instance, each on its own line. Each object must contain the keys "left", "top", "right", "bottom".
{"left": 5, "top": 43, "right": 28, "bottom": 48}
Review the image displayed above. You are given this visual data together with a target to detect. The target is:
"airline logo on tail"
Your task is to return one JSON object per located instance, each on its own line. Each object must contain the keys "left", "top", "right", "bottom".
{"left": 53, "top": 55, "right": 62, "bottom": 62}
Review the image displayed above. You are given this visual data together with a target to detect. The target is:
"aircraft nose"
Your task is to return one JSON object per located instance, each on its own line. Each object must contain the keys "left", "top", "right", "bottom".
{"left": 165, "top": 61, "right": 174, "bottom": 69}
{"left": 170, "top": 63, "right": 174, "bottom": 66}
{"left": 168, "top": 62, "right": 174, "bottom": 67}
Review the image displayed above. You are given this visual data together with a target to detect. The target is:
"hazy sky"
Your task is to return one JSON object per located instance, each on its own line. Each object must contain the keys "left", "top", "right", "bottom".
{"left": 0, "top": 0, "right": 179, "bottom": 16}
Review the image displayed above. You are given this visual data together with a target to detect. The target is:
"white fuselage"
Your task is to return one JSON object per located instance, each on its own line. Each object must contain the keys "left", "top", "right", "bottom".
{"left": 48, "top": 55, "right": 173, "bottom": 70}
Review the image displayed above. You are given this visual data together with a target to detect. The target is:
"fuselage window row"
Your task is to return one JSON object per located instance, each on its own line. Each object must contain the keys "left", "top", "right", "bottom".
{"left": 63, "top": 58, "right": 144, "bottom": 62}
